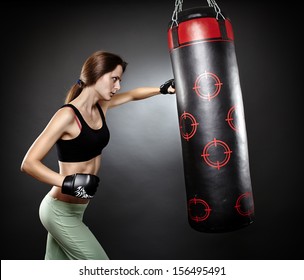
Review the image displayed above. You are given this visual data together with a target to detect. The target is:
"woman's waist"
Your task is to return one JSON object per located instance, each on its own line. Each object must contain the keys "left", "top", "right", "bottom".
{"left": 42, "top": 192, "right": 89, "bottom": 213}
{"left": 49, "top": 187, "right": 90, "bottom": 204}
{"left": 58, "top": 155, "right": 101, "bottom": 175}
{"left": 53, "top": 156, "right": 101, "bottom": 204}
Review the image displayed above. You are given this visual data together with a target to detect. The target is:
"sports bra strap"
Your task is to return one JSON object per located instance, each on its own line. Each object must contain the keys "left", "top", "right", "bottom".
{"left": 60, "top": 103, "right": 106, "bottom": 129}
{"left": 96, "top": 103, "right": 106, "bottom": 122}
{"left": 61, "top": 104, "right": 83, "bottom": 119}
{"left": 61, "top": 104, "right": 83, "bottom": 130}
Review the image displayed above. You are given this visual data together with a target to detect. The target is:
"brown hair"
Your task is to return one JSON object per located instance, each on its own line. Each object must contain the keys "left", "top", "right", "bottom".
{"left": 65, "top": 51, "right": 128, "bottom": 103}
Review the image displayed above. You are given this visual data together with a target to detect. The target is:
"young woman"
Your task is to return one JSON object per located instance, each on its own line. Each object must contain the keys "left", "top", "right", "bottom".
{"left": 20, "top": 50, "right": 175, "bottom": 260}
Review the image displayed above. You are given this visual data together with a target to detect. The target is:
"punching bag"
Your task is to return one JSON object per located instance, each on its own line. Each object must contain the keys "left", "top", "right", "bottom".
{"left": 168, "top": 0, "right": 254, "bottom": 232}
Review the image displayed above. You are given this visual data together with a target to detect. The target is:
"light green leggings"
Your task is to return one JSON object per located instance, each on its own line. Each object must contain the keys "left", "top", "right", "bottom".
{"left": 39, "top": 193, "right": 109, "bottom": 260}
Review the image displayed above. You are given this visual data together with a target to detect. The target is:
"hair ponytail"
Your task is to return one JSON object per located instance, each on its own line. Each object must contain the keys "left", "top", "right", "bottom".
{"left": 65, "top": 80, "right": 85, "bottom": 103}
{"left": 65, "top": 84, "right": 82, "bottom": 104}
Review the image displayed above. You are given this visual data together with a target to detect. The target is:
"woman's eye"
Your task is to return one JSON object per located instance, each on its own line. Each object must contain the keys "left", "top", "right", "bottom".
{"left": 112, "top": 77, "right": 118, "bottom": 82}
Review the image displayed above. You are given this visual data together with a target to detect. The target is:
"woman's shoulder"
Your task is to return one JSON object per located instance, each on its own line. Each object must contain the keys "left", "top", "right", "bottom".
{"left": 51, "top": 104, "right": 77, "bottom": 125}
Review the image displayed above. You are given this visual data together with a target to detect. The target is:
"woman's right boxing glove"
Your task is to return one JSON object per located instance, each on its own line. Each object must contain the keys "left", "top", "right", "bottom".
{"left": 62, "top": 173, "right": 100, "bottom": 199}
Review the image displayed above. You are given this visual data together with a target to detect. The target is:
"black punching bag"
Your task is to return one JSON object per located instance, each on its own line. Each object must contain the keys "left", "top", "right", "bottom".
{"left": 168, "top": 1, "right": 254, "bottom": 232}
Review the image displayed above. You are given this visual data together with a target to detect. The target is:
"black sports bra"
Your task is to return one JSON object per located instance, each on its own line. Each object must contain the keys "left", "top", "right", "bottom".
{"left": 56, "top": 103, "right": 110, "bottom": 162}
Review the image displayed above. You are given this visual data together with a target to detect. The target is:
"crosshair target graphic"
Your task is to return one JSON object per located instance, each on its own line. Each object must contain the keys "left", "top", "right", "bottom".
{"left": 188, "top": 197, "right": 211, "bottom": 222}
{"left": 193, "top": 71, "right": 223, "bottom": 101}
{"left": 234, "top": 192, "right": 254, "bottom": 216}
{"left": 201, "top": 138, "right": 232, "bottom": 170}
{"left": 179, "top": 111, "right": 199, "bottom": 141}
{"left": 226, "top": 105, "right": 238, "bottom": 132}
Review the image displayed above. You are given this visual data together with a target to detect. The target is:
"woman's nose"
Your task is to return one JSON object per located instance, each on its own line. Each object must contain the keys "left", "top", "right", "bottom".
{"left": 114, "top": 81, "right": 120, "bottom": 91}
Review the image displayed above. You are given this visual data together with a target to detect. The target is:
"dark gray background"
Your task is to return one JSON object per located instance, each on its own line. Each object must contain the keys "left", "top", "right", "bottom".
{"left": 2, "top": 0, "right": 302, "bottom": 260}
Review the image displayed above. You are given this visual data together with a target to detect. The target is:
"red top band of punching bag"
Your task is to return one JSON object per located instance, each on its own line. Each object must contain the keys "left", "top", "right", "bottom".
{"left": 168, "top": 7, "right": 234, "bottom": 50}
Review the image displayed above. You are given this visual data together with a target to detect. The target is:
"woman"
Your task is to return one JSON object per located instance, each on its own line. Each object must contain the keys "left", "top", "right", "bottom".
{"left": 20, "top": 50, "right": 175, "bottom": 260}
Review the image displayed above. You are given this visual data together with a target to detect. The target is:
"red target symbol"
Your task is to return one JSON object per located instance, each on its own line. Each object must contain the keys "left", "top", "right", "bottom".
{"left": 235, "top": 192, "right": 254, "bottom": 216}
{"left": 193, "top": 71, "right": 223, "bottom": 101}
{"left": 179, "top": 111, "right": 199, "bottom": 141}
{"left": 201, "top": 138, "right": 232, "bottom": 170}
{"left": 226, "top": 105, "right": 238, "bottom": 132}
{"left": 188, "top": 197, "right": 211, "bottom": 222}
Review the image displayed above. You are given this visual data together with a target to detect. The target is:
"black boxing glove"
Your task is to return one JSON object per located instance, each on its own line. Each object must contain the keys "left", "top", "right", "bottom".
{"left": 159, "top": 79, "right": 175, "bottom": 94}
{"left": 62, "top": 173, "right": 100, "bottom": 199}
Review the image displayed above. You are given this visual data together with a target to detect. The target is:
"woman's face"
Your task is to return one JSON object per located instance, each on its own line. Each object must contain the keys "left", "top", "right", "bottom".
{"left": 94, "top": 65, "right": 123, "bottom": 101}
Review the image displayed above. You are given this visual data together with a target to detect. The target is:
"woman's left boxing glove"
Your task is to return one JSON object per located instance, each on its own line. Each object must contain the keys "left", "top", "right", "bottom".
{"left": 160, "top": 79, "right": 175, "bottom": 94}
{"left": 61, "top": 173, "right": 100, "bottom": 199}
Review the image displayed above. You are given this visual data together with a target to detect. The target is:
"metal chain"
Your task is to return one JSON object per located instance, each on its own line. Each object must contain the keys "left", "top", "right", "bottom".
{"left": 170, "top": 0, "right": 224, "bottom": 28}
{"left": 171, "top": 0, "right": 183, "bottom": 27}
{"left": 207, "top": 0, "right": 225, "bottom": 20}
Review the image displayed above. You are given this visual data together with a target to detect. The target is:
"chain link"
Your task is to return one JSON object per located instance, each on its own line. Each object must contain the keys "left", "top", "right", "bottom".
{"left": 171, "top": 0, "right": 183, "bottom": 27}
{"left": 207, "top": 0, "right": 225, "bottom": 20}
{"left": 170, "top": 0, "right": 225, "bottom": 28}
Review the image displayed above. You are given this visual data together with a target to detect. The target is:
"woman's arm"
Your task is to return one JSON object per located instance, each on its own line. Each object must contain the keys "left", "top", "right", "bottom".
{"left": 106, "top": 87, "right": 160, "bottom": 109}
{"left": 104, "top": 79, "right": 175, "bottom": 110}
{"left": 20, "top": 108, "right": 75, "bottom": 187}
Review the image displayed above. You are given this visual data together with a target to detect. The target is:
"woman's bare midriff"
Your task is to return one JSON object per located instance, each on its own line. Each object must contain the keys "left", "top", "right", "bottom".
{"left": 49, "top": 155, "right": 102, "bottom": 204}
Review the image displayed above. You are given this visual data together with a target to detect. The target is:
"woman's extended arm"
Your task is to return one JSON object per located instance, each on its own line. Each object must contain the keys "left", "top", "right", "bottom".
{"left": 106, "top": 87, "right": 160, "bottom": 109}
{"left": 105, "top": 80, "right": 175, "bottom": 110}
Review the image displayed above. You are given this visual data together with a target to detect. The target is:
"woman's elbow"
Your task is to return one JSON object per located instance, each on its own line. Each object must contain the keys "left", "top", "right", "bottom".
{"left": 20, "top": 158, "right": 34, "bottom": 174}
{"left": 20, "top": 159, "right": 28, "bottom": 173}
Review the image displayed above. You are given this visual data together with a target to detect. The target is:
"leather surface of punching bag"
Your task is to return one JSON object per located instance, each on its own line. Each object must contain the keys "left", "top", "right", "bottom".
{"left": 168, "top": 5, "right": 255, "bottom": 232}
